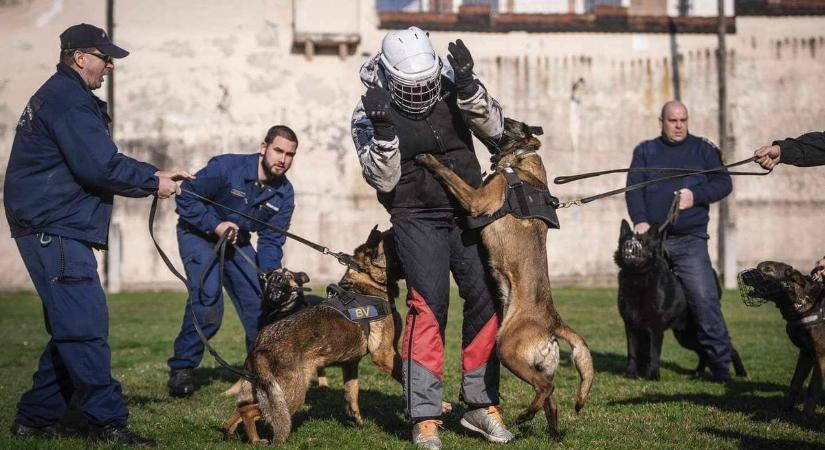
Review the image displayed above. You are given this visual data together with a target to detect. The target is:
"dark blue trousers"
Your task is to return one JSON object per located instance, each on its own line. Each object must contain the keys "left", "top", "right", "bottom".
{"left": 14, "top": 233, "right": 128, "bottom": 427}
{"left": 665, "top": 234, "right": 732, "bottom": 377}
{"left": 167, "top": 227, "right": 263, "bottom": 370}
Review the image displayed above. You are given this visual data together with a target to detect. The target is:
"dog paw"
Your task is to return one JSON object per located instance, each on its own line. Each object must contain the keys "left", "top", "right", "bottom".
{"left": 414, "top": 153, "right": 438, "bottom": 168}
{"left": 441, "top": 401, "right": 453, "bottom": 414}
{"left": 644, "top": 372, "right": 661, "bottom": 381}
{"left": 316, "top": 376, "right": 329, "bottom": 388}
{"left": 515, "top": 410, "right": 536, "bottom": 425}
{"left": 347, "top": 415, "right": 364, "bottom": 428}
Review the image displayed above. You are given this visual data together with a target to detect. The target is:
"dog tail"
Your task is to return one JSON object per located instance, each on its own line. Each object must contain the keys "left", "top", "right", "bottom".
{"left": 554, "top": 324, "right": 594, "bottom": 414}
{"left": 253, "top": 355, "right": 291, "bottom": 443}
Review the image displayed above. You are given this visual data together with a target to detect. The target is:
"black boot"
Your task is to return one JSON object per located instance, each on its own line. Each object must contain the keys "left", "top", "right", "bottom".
{"left": 10, "top": 420, "right": 84, "bottom": 438}
{"left": 89, "top": 424, "right": 156, "bottom": 447}
{"left": 167, "top": 368, "right": 194, "bottom": 397}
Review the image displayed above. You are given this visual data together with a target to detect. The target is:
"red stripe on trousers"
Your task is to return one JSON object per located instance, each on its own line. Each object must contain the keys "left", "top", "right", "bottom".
{"left": 401, "top": 288, "right": 444, "bottom": 380}
{"left": 462, "top": 314, "right": 500, "bottom": 374}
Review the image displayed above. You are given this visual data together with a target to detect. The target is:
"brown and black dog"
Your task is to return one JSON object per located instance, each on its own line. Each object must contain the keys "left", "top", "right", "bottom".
{"left": 416, "top": 118, "right": 594, "bottom": 439}
{"left": 223, "top": 227, "right": 451, "bottom": 444}
{"left": 223, "top": 268, "right": 328, "bottom": 399}
{"left": 745, "top": 261, "right": 825, "bottom": 416}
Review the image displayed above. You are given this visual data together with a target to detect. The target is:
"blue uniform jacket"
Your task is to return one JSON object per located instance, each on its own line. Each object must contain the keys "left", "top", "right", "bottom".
{"left": 4, "top": 63, "right": 159, "bottom": 248}
{"left": 176, "top": 153, "right": 294, "bottom": 272}
{"left": 625, "top": 134, "right": 732, "bottom": 238}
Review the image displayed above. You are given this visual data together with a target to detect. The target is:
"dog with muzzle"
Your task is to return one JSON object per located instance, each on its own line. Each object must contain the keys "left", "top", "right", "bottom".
{"left": 615, "top": 220, "right": 747, "bottom": 380}
{"left": 416, "top": 117, "right": 594, "bottom": 440}
{"left": 222, "top": 227, "right": 454, "bottom": 444}
{"left": 222, "top": 267, "right": 329, "bottom": 401}
{"left": 740, "top": 261, "right": 825, "bottom": 416}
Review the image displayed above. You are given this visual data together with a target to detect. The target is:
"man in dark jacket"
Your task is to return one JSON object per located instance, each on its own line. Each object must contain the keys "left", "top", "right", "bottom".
{"left": 351, "top": 27, "right": 512, "bottom": 449}
{"left": 626, "top": 100, "right": 735, "bottom": 382}
{"left": 753, "top": 132, "right": 825, "bottom": 169}
{"left": 753, "top": 133, "right": 825, "bottom": 277}
{"left": 166, "top": 125, "right": 296, "bottom": 397}
{"left": 3, "top": 24, "right": 191, "bottom": 447}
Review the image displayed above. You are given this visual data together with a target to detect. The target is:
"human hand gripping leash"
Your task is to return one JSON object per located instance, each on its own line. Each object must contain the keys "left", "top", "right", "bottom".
{"left": 147, "top": 189, "right": 364, "bottom": 382}
{"left": 177, "top": 188, "right": 362, "bottom": 271}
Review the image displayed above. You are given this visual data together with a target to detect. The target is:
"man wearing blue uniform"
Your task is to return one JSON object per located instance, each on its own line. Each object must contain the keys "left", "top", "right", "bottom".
{"left": 166, "top": 125, "right": 297, "bottom": 396}
{"left": 4, "top": 23, "right": 191, "bottom": 446}
{"left": 625, "top": 100, "right": 735, "bottom": 382}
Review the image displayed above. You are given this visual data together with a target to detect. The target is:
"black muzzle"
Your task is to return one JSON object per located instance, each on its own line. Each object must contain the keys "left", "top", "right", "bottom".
{"left": 621, "top": 237, "right": 645, "bottom": 265}
{"left": 737, "top": 268, "right": 789, "bottom": 307}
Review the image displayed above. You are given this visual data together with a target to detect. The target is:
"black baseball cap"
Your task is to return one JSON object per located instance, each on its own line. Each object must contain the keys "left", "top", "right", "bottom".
{"left": 59, "top": 23, "right": 129, "bottom": 59}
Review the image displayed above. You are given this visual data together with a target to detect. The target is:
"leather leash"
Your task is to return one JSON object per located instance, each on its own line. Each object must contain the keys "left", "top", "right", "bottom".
{"left": 552, "top": 156, "right": 770, "bottom": 208}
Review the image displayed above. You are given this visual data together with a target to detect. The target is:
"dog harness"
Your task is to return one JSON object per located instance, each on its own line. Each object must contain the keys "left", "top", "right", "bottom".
{"left": 320, "top": 284, "right": 393, "bottom": 335}
{"left": 466, "top": 167, "right": 561, "bottom": 230}
{"left": 785, "top": 299, "right": 825, "bottom": 329}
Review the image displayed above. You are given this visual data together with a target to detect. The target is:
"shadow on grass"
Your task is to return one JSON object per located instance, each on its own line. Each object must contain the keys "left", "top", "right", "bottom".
{"left": 218, "top": 386, "right": 411, "bottom": 443}
{"left": 584, "top": 350, "right": 703, "bottom": 378}
{"left": 610, "top": 378, "right": 825, "bottom": 433}
{"left": 191, "top": 366, "right": 243, "bottom": 390}
{"left": 294, "top": 386, "right": 408, "bottom": 439}
{"left": 702, "top": 427, "right": 825, "bottom": 450}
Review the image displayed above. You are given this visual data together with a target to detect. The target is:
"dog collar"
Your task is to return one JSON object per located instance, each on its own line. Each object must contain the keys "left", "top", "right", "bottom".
{"left": 787, "top": 297, "right": 825, "bottom": 328}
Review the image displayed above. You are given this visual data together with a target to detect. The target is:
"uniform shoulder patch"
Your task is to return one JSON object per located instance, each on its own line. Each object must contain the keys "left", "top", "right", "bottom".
{"left": 700, "top": 136, "right": 720, "bottom": 150}
{"left": 17, "top": 96, "right": 43, "bottom": 133}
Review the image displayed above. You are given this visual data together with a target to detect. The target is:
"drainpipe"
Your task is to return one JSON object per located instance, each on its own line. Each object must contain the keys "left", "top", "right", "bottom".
{"left": 717, "top": 0, "right": 736, "bottom": 289}
{"left": 104, "top": 0, "right": 122, "bottom": 293}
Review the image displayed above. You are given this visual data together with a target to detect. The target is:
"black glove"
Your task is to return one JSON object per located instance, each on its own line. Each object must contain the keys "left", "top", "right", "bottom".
{"left": 447, "top": 39, "right": 478, "bottom": 99}
{"left": 361, "top": 87, "right": 396, "bottom": 142}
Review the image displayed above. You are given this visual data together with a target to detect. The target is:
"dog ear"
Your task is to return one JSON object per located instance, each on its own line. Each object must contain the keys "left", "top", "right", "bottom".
{"left": 620, "top": 219, "right": 632, "bottom": 237}
{"left": 366, "top": 225, "right": 382, "bottom": 249}
{"left": 295, "top": 271, "right": 310, "bottom": 286}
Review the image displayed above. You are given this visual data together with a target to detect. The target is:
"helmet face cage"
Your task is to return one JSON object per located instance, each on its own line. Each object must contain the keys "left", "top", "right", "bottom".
{"left": 384, "top": 62, "right": 442, "bottom": 116}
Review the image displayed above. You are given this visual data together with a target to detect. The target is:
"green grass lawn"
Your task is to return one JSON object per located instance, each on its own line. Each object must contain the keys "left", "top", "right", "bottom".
{"left": 1, "top": 287, "right": 824, "bottom": 449}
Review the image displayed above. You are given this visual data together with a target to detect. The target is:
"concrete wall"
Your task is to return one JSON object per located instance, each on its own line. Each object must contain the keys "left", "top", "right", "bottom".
{"left": 1, "top": 0, "right": 823, "bottom": 290}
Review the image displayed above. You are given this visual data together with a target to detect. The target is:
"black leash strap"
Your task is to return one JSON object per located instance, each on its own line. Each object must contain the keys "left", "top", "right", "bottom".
{"left": 554, "top": 156, "right": 769, "bottom": 185}
{"left": 659, "top": 191, "right": 682, "bottom": 241}
{"left": 149, "top": 197, "right": 260, "bottom": 383}
{"left": 180, "top": 188, "right": 361, "bottom": 272}
{"left": 552, "top": 156, "right": 770, "bottom": 208}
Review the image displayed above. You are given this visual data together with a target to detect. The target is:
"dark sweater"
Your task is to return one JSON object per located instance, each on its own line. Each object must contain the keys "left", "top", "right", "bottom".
{"left": 775, "top": 131, "right": 825, "bottom": 167}
{"left": 625, "top": 134, "right": 732, "bottom": 238}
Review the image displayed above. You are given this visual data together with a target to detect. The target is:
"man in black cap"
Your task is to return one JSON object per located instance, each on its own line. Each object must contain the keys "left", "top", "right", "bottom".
{"left": 4, "top": 23, "right": 191, "bottom": 447}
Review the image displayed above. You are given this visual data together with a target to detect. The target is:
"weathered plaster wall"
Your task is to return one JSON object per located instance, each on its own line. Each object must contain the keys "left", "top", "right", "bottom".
{"left": 1, "top": 0, "right": 823, "bottom": 290}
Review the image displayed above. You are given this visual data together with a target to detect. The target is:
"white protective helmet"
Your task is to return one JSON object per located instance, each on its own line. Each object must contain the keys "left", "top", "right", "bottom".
{"left": 379, "top": 26, "right": 442, "bottom": 115}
